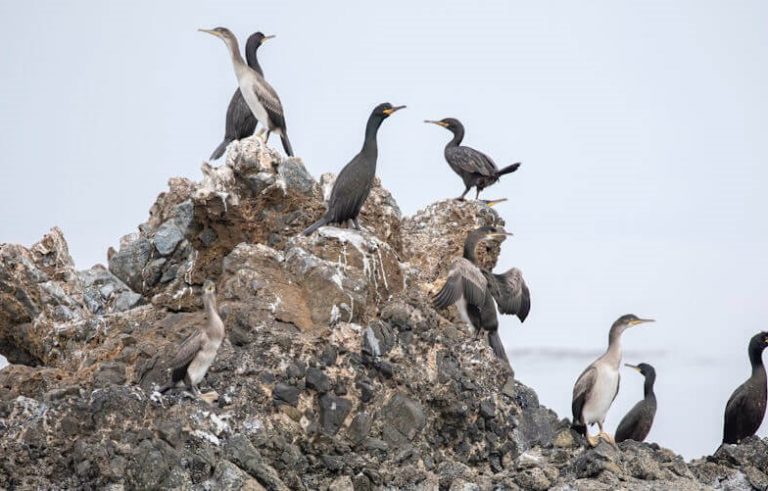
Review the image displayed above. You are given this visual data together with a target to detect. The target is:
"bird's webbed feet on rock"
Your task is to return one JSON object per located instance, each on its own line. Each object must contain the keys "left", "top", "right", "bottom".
{"left": 255, "top": 127, "right": 267, "bottom": 142}
{"left": 586, "top": 433, "right": 601, "bottom": 447}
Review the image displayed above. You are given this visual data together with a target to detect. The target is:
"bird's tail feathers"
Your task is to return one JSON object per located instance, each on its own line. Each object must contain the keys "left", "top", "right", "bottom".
{"left": 281, "top": 133, "right": 294, "bottom": 157}
{"left": 209, "top": 139, "right": 231, "bottom": 161}
{"left": 496, "top": 162, "right": 521, "bottom": 177}
{"left": 487, "top": 331, "right": 510, "bottom": 365}
{"left": 302, "top": 216, "right": 329, "bottom": 236}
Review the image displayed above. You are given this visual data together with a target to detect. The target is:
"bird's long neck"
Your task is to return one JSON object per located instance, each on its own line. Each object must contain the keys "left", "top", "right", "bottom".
{"left": 445, "top": 127, "right": 464, "bottom": 148}
{"left": 245, "top": 42, "right": 263, "bottom": 76}
{"left": 605, "top": 324, "right": 625, "bottom": 367}
{"left": 463, "top": 235, "right": 480, "bottom": 264}
{"left": 643, "top": 373, "right": 656, "bottom": 399}
{"left": 749, "top": 345, "right": 766, "bottom": 376}
{"left": 223, "top": 37, "right": 249, "bottom": 76}
{"left": 362, "top": 115, "right": 383, "bottom": 157}
{"left": 203, "top": 293, "right": 225, "bottom": 340}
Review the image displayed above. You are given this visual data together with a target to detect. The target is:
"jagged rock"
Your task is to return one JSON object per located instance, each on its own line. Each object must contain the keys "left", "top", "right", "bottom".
{"left": 1, "top": 138, "right": 764, "bottom": 490}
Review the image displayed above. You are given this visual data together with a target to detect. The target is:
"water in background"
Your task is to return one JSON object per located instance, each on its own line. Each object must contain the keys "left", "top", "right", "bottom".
{"left": 510, "top": 348, "right": 765, "bottom": 460}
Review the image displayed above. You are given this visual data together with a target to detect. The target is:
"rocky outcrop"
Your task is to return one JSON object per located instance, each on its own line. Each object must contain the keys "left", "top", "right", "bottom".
{"left": 1, "top": 136, "right": 766, "bottom": 490}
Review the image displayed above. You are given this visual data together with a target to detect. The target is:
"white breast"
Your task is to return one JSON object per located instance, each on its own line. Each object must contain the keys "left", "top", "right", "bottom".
{"left": 186, "top": 337, "right": 222, "bottom": 386}
{"left": 582, "top": 364, "right": 620, "bottom": 426}
{"left": 238, "top": 75, "right": 270, "bottom": 129}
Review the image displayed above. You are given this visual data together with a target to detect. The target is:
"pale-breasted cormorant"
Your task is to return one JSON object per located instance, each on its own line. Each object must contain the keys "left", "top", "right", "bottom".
{"left": 722, "top": 331, "right": 768, "bottom": 444}
{"left": 615, "top": 363, "right": 657, "bottom": 443}
{"left": 200, "top": 27, "right": 293, "bottom": 157}
{"left": 210, "top": 32, "right": 275, "bottom": 160}
{"left": 425, "top": 118, "right": 520, "bottom": 200}
{"left": 302, "top": 103, "right": 405, "bottom": 235}
{"left": 160, "top": 280, "right": 224, "bottom": 401}
{"left": 571, "top": 314, "right": 654, "bottom": 446}
{"left": 433, "top": 226, "right": 530, "bottom": 365}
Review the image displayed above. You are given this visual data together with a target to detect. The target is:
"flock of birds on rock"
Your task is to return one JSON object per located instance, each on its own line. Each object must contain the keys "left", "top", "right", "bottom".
{"left": 156, "top": 27, "right": 767, "bottom": 452}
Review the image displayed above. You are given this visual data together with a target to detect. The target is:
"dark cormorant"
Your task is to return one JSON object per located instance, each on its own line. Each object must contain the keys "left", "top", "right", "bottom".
{"left": 210, "top": 32, "right": 275, "bottom": 160}
{"left": 615, "top": 363, "right": 657, "bottom": 443}
{"left": 432, "top": 226, "right": 530, "bottom": 365}
{"left": 160, "top": 280, "right": 224, "bottom": 402}
{"left": 571, "top": 314, "right": 654, "bottom": 446}
{"left": 200, "top": 27, "right": 294, "bottom": 157}
{"left": 425, "top": 118, "right": 521, "bottom": 200}
{"left": 302, "top": 103, "right": 405, "bottom": 235}
{"left": 722, "top": 331, "right": 768, "bottom": 444}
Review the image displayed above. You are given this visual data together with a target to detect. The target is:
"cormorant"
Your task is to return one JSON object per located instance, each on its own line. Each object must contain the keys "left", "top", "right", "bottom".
{"left": 615, "top": 363, "right": 657, "bottom": 443}
{"left": 722, "top": 331, "right": 768, "bottom": 444}
{"left": 432, "top": 226, "right": 530, "bottom": 365}
{"left": 210, "top": 32, "right": 275, "bottom": 161}
{"left": 302, "top": 103, "right": 405, "bottom": 235}
{"left": 571, "top": 314, "right": 654, "bottom": 446}
{"left": 200, "top": 27, "right": 293, "bottom": 157}
{"left": 160, "top": 280, "right": 224, "bottom": 401}
{"left": 425, "top": 118, "right": 520, "bottom": 200}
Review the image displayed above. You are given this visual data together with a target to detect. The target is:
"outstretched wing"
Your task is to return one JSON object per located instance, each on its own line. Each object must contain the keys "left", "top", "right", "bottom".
{"left": 168, "top": 331, "right": 203, "bottom": 384}
{"left": 485, "top": 267, "right": 530, "bottom": 322}
{"left": 446, "top": 146, "right": 498, "bottom": 176}
{"left": 433, "top": 257, "right": 488, "bottom": 310}
{"left": 572, "top": 365, "right": 597, "bottom": 425}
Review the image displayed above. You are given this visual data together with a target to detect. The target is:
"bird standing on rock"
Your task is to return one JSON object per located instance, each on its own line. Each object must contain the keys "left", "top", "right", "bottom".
{"left": 200, "top": 27, "right": 294, "bottom": 157}
{"left": 302, "top": 103, "right": 405, "bottom": 236}
{"left": 432, "top": 226, "right": 530, "bottom": 365}
{"left": 571, "top": 314, "right": 654, "bottom": 446}
{"left": 159, "top": 280, "right": 224, "bottom": 403}
{"left": 210, "top": 31, "right": 276, "bottom": 161}
{"left": 615, "top": 363, "right": 657, "bottom": 443}
{"left": 722, "top": 331, "right": 768, "bottom": 444}
{"left": 425, "top": 118, "right": 520, "bottom": 200}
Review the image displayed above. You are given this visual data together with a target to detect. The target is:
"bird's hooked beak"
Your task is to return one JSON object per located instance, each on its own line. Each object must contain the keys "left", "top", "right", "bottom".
{"left": 487, "top": 230, "right": 513, "bottom": 241}
{"left": 198, "top": 28, "right": 221, "bottom": 38}
{"left": 630, "top": 318, "right": 655, "bottom": 326}
{"left": 481, "top": 198, "right": 508, "bottom": 208}
{"left": 383, "top": 105, "right": 406, "bottom": 115}
{"left": 262, "top": 34, "right": 276, "bottom": 43}
{"left": 624, "top": 363, "right": 641, "bottom": 373}
{"left": 425, "top": 120, "right": 449, "bottom": 128}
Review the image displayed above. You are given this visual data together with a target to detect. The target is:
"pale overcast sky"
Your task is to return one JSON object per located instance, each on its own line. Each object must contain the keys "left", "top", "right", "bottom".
{"left": 1, "top": 1, "right": 767, "bottom": 457}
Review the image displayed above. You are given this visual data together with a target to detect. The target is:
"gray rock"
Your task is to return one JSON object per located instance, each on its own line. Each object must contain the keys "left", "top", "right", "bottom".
{"left": 305, "top": 367, "right": 331, "bottom": 393}
{"left": 273, "top": 382, "right": 300, "bottom": 407}
{"left": 381, "top": 393, "right": 426, "bottom": 445}
{"left": 318, "top": 394, "right": 352, "bottom": 436}
{"left": 94, "top": 362, "right": 126, "bottom": 387}
{"left": 224, "top": 435, "right": 289, "bottom": 491}
{"left": 347, "top": 411, "right": 374, "bottom": 445}
{"left": 109, "top": 236, "right": 152, "bottom": 292}
{"left": 154, "top": 221, "right": 184, "bottom": 256}
{"left": 279, "top": 159, "right": 316, "bottom": 194}
{"left": 113, "top": 291, "right": 142, "bottom": 312}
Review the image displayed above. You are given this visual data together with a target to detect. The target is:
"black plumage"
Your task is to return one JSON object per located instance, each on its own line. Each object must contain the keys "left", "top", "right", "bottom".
{"left": 433, "top": 226, "right": 530, "bottom": 364}
{"left": 723, "top": 331, "right": 768, "bottom": 444}
{"left": 302, "top": 103, "right": 404, "bottom": 235}
{"left": 615, "top": 363, "right": 657, "bottom": 443}
{"left": 210, "top": 32, "right": 272, "bottom": 161}
{"left": 425, "top": 118, "right": 521, "bottom": 200}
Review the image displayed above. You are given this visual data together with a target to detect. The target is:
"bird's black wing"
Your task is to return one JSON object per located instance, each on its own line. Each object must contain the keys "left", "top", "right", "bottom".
{"left": 168, "top": 331, "right": 202, "bottom": 384}
{"left": 446, "top": 146, "right": 498, "bottom": 176}
{"left": 615, "top": 399, "right": 656, "bottom": 443}
{"left": 226, "top": 88, "right": 258, "bottom": 140}
{"left": 722, "top": 380, "right": 765, "bottom": 443}
{"left": 326, "top": 155, "right": 375, "bottom": 222}
{"left": 485, "top": 267, "right": 530, "bottom": 322}
{"left": 433, "top": 258, "right": 488, "bottom": 310}
{"left": 572, "top": 365, "right": 597, "bottom": 425}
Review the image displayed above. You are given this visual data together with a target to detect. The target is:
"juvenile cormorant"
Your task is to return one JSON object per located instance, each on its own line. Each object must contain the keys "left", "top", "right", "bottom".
{"left": 210, "top": 32, "right": 275, "bottom": 160}
{"left": 160, "top": 280, "right": 224, "bottom": 401}
{"left": 432, "top": 226, "right": 530, "bottom": 365}
{"left": 302, "top": 103, "right": 405, "bottom": 235}
{"left": 425, "top": 118, "right": 520, "bottom": 200}
{"left": 615, "top": 363, "right": 657, "bottom": 443}
{"left": 571, "top": 314, "right": 654, "bottom": 446}
{"left": 722, "top": 331, "right": 768, "bottom": 444}
{"left": 200, "top": 27, "right": 293, "bottom": 157}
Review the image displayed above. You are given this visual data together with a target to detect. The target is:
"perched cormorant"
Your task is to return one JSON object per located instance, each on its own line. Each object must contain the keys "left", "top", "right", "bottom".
{"left": 722, "top": 331, "right": 768, "bottom": 444}
{"left": 160, "top": 280, "right": 224, "bottom": 400}
{"left": 425, "top": 118, "right": 521, "bottom": 200}
{"left": 302, "top": 103, "right": 405, "bottom": 235}
{"left": 571, "top": 314, "right": 654, "bottom": 446}
{"left": 432, "top": 226, "right": 530, "bottom": 365}
{"left": 615, "top": 363, "right": 657, "bottom": 443}
{"left": 200, "top": 27, "right": 293, "bottom": 157}
{"left": 210, "top": 32, "right": 275, "bottom": 161}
